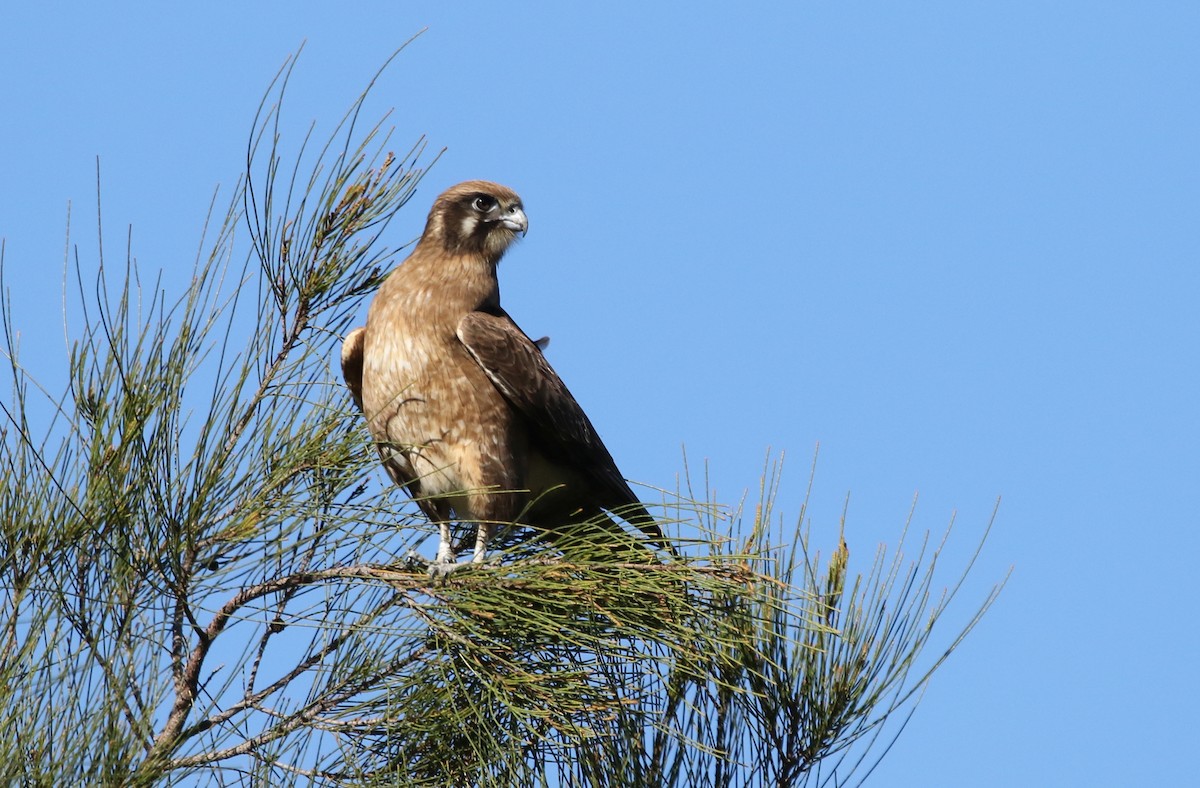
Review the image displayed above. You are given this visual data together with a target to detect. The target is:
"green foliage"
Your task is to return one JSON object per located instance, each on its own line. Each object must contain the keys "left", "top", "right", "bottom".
{"left": 0, "top": 47, "right": 1003, "bottom": 787}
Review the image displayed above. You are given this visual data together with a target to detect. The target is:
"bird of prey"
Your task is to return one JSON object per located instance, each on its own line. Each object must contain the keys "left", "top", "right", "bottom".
{"left": 341, "top": 180, "right": 665, "bottom": 572}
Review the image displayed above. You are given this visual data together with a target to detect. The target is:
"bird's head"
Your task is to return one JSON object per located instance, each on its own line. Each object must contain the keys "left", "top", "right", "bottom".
{"left": 422, "top": 180, "right": 528, "bottom": 262}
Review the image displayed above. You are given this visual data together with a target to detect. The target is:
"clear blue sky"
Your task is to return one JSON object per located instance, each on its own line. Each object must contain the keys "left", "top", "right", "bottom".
{"left": 2, "top": 4, "right": 1197, "bottom": 785}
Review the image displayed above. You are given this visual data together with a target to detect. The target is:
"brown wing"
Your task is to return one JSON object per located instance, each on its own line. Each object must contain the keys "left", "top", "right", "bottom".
{"left": 340, "top": 326, "right": 366, "bottom": 412}
{"left": 457, "top": 310, "right": 665, "bottom": 547}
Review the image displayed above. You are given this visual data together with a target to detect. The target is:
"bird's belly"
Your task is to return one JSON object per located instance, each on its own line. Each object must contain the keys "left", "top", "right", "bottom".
{"left": 365, "top": 354, "right": 520, "bottom": 517}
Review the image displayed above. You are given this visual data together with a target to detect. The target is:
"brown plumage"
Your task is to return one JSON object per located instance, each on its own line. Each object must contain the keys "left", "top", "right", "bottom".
{"left": 341, "top": 180, "right": 665, "bottom": 570}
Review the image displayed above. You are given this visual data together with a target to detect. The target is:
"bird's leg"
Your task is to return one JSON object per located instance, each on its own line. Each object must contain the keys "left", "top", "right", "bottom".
{"left": 471, "top": 522, "right": 493, "bottom": 563}
{"left": 426, "top": 522, "right": 457, "bottom": 578}
{"left": 427, "top": 520, "right": 481, "bottom": 580}
{"left": 426, "top": 520, "right": 497, "bottom": 580}
{"left": 435, "top": 521, "right": 456, "bottom": 565}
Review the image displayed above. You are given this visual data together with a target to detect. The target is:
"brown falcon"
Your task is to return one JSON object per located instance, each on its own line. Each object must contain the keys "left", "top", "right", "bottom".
{"left": 341, "top": 180, "right": 666, "bottom": 571}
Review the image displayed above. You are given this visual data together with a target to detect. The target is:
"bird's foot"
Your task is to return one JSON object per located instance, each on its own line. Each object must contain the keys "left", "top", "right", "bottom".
{"left": 425, "top": 554, "right": 498, "bottom": 581}
{"left": 403, "top": 550, "right": 430, "bottom": 572}
{"left": 426, "top": 559, "right": 477, "bottom": 581}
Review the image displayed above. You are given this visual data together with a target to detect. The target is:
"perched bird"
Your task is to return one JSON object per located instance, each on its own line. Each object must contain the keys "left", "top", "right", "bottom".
{"left": 341, "top": 180, "right": 665, "bottom": 572}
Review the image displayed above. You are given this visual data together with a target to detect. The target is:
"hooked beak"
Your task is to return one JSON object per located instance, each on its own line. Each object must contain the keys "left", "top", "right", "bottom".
{"left": 499, "top": 206, "right": 528, "bottom": 236}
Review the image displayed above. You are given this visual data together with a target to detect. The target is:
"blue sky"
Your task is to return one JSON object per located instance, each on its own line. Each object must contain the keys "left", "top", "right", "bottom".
{"left": 2, "top": 3, "right": 1197, "bottom": 785}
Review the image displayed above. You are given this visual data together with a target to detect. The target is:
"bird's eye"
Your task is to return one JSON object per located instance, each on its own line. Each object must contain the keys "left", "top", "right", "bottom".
{"left": 472, "top": 195, "right": 497, "bottom": 212}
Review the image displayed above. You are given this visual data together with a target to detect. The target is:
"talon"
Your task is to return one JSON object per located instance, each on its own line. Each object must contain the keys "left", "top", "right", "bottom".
{"left": 426, "top": 559, "right": 479, "bottom": 582}
{"left": 404, "top": 550, "right": 430, "bottom": 571}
